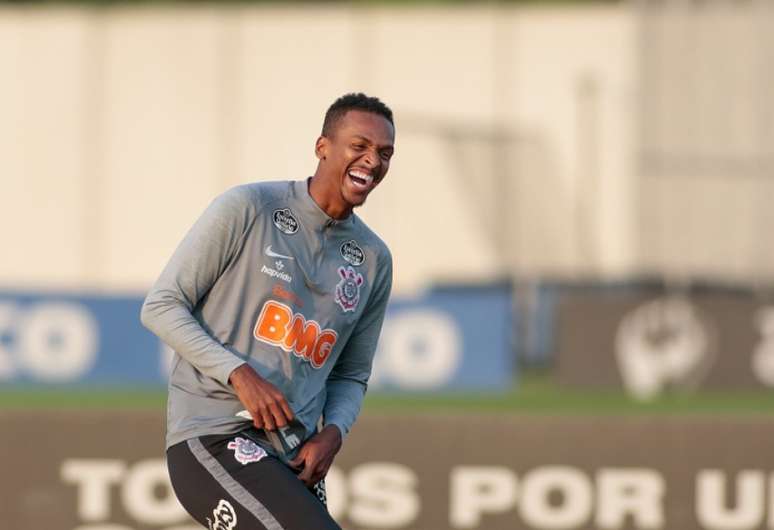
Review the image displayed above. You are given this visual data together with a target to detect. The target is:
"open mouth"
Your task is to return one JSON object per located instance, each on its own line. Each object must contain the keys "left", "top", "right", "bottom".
{"left": 348, "top": 169, "right": 374, "bottom": 190}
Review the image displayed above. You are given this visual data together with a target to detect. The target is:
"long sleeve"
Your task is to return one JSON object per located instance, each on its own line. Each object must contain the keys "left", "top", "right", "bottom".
{"left": 323, "top": 252, "right": 393, "bottom": 437}
{"left": 140, "top": 186, "right": 255, "bottom": 386}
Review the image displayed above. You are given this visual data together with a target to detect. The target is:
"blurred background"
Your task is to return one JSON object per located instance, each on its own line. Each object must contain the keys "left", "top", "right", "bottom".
{"left": 2, "top": 0, "right": 774, "bottom": 529}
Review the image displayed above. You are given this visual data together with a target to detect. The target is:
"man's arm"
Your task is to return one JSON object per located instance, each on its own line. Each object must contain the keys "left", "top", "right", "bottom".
{"left": 323, "top": 253, "right": 393, "bottom": 436}
{"left": 291, "top": 253, "right": 393, "bottom": 486}
{"left": 140, "top": 186, "right": 253, "bottom": 384}
{"left": 140, "top": 186, "right": 293, "bottom": 430}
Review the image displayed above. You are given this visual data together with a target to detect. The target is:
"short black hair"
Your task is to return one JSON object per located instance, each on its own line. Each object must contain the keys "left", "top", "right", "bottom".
{"left": 321, "top": 93, "right": 394, "bottom": 137}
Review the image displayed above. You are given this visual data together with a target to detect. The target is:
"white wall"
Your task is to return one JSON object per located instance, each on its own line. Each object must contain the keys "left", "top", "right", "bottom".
{"left": 0, "top": 5, "right": 637, "bottom": 294}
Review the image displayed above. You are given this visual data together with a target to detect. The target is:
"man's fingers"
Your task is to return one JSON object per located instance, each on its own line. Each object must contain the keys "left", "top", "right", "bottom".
{"left": 290, "top": 446, "right": 308, "bottom": 469}
{"left": 279, "top": 399, "right": 294, "bottom": 421}
{"left": 309, "top": 471, "right": 324, "bottom": 487}
{"left": 298, "top": 464, "right": 314, "bottom": 485}
{"left": 261, "top": 408, "right": 276, "bottom": 431}
{"left": 268, "top": 402, "right": 288, "bottom": 429}
{"left": 311, "top": 461, "right": 331, "bottom": 485}
{"left": 310, "top": 461, "right": 330, "bottom": 487}
{"left": 294, "top": 448, "right": 316, "bottom": 485}
{"left": 230, "top": 366, "right": 294, "bottom": 433}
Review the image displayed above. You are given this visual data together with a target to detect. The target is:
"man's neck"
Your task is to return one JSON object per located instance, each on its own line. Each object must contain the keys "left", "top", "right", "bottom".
{"left": 308, "top": 174, "right": 352, "bottom": 220}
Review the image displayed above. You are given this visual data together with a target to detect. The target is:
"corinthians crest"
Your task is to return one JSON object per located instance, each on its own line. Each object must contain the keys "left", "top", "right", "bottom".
{"left": 227, "top": 436, "right": 267, "bottom": 465}
{"left": 335, "top": 266, "right": 364, "bottom": 313}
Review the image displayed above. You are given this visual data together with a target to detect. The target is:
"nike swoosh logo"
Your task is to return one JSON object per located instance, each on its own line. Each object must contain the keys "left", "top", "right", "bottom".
{"left": 265, "top": 245, "right": 295, "bottom": 260}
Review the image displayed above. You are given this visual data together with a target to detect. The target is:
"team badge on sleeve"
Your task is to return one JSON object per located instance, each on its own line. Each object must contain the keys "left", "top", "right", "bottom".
{"left": 335, "top": 266, "right": 364, "bottom": 313}
{"left": 272, "top": 208, "right": 299, "bottom": 234}
{"left": 227, "top": 436, "right": 267, "bottom": 465}
{"left": 340, "top": 240, "right": 365, "bottom": 266}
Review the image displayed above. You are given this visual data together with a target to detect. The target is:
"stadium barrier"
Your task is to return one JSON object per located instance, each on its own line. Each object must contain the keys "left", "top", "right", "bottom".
{"left": 0, "top": 285, "right": 513, "bottom": 392}
{"left": 550, "top": 281, "right": 774, "bottom": 397}
{"left": 1, "top": 410, "right": 772, "bottom": 530}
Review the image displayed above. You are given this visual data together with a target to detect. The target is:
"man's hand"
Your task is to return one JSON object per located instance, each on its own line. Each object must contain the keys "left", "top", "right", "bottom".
{"left": 229, "top": 364, "right": 294, "bottom": 431}
{"left": 289, "top": 425, "right": 343, "bottom": 487}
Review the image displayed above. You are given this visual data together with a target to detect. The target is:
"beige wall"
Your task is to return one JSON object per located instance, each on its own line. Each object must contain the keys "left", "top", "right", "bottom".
{"left": 636, "top": 0, "right": 774, "bottom": 285}
{"left": 1, "top": 5, "right": 638, "bottom": 294}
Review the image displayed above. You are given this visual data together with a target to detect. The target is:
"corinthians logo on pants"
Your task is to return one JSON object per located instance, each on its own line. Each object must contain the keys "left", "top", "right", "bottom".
{"left": 208, "top": 499, "right": 237, "bottom": 530}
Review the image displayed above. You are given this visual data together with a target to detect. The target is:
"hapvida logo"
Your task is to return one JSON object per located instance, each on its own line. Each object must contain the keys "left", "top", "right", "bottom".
{"left": 261, "top": 264, "right": 292, "bottom": 283}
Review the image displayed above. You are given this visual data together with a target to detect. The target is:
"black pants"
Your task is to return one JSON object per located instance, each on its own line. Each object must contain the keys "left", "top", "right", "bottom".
{"left": 167, "top": 433, "right": 341, "bottom": 530}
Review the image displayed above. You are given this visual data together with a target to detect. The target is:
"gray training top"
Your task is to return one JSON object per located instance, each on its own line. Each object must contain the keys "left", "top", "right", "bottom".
{"left": 141, "top": 179, "right": 392, "bottom": 451}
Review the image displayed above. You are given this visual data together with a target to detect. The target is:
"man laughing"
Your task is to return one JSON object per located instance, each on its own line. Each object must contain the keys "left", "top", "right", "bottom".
{"left": 142, "top": 93, "right": 395, "bottom": 529}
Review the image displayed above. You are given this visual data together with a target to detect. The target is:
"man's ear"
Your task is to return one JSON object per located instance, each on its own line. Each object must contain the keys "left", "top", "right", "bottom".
{"left": 315, "top": 136, "right": 329, "bottom": 160}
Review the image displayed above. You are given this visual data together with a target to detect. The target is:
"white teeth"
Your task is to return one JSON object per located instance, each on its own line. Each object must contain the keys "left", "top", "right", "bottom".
{"left": 348, "top": 170, "right": 373, "bottom": 187}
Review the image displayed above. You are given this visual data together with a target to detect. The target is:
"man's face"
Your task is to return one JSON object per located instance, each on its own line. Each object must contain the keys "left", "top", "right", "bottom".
{"left": 317, "top": 110, "right": 395, "bottom": 209}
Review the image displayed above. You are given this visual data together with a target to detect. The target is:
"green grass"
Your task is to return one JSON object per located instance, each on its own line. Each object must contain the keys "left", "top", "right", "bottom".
{"left": 1, "top": 374, "right": 773, "bottom": 415}
{"left": 362, "top": 375, "right": 774, "bottom": 416}
{"left": 0, "top": 387, "right": 168, "bottom": 409}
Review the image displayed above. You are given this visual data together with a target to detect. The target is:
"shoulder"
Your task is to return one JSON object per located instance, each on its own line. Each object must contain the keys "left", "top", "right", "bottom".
{"left": 352, "top": 215, "right": 392, "bottom": 270}
{"left": 216, "top": 181, "right": 294, "bottom": 212}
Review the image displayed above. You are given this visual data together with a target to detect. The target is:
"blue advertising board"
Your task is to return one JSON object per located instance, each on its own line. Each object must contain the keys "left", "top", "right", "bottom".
{"left": 0, "top": 286, "right": 514, "bottom": 391}
{"left": 370, "top": 285, "right": 515, "bottom": 391}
